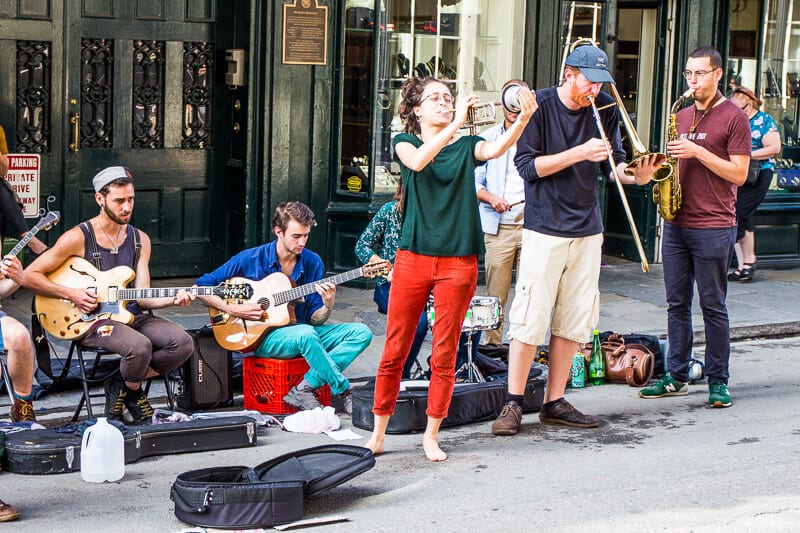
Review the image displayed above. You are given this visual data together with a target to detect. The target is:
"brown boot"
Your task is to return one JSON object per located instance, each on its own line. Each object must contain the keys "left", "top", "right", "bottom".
{"left": 0, "top": 500, "right": 20, "bottom": 522}
{"left": 10, "top": 398, "right": 36, "bottom": 423}
{"left": 491, "top": 401, "right": 522, "bottom": 435}
{"left": 538, "top": 398, "right": 598, "bottom": 428}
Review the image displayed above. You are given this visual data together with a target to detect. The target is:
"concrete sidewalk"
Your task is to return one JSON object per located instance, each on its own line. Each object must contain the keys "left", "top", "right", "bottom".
{"left": 2, "top": 255, "right": 797, "bottom": 390}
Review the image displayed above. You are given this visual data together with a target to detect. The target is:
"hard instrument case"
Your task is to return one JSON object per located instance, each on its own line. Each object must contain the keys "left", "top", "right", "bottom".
{"left": 2, "top": 415, "right": 257, "bottom": 475}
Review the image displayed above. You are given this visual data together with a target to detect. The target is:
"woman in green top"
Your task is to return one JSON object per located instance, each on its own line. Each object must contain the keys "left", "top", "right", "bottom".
{"left": 364, "top": 76, "right": 537, "bottom": 461}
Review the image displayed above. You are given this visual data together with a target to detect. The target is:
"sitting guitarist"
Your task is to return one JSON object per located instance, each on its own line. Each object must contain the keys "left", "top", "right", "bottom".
{"left": 24, "top": 166, "right": 195, "bottom": 425}
{"left": 196, "top": 201, "right": 372, "bottom": 415}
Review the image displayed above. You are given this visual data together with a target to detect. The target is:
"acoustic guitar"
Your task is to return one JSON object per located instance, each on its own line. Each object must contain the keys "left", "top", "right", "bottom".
{"left": 209, "top": 260, "right": 391, "bottom": 352}
{"left": 35, "top": 256, "right": 253, "bottom": 340}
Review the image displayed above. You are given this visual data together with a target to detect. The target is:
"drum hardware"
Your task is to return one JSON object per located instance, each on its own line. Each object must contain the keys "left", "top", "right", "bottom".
{"left": 427, "top": 296, "right": 502, "bottom": 383}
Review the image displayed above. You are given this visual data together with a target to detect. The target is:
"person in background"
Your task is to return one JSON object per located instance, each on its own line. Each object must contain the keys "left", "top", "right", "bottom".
{"left": 638, "top": 47, "right": 751, "bottom": 408}
{"left": 727, "top": 86, "right": 782, "bottom": 282}
{"left": 364, "top": 75, "right": 537, "bottom": 461}
{"left": 475, "top": 79, "right": 529, "bottom": 346}
{"left": 354, "top": 183, "right": 480, "bottom": 380}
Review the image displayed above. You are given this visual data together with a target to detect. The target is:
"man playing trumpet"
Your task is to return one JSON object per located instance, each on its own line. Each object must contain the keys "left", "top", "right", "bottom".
{"left": 492, "top": 45, "right": 659, "bottom": 436}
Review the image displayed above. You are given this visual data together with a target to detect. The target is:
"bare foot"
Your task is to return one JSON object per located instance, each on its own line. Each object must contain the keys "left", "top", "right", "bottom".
{"left": 422, "top": 435, "right": 447, "bottom": 462}
{"left": 364, "top": 436, "right": 384, "bottom": 456}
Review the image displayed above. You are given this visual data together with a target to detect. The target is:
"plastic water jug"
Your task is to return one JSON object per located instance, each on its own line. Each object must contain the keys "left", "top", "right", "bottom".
{"left": 80, "top": 417, "right": 125, "bottom": 483}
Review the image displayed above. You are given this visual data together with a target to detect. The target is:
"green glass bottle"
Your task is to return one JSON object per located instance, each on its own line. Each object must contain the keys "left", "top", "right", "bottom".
{"left": 588, "top": 329, "right": 605, "bottom": 385}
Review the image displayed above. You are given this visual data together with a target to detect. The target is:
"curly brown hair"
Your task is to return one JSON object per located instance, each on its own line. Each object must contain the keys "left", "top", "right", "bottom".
{"left": 398, "top": 76, "right": 450, "bottom": 134}
{"left": 272, "top": 201, "right": 317, "bottom": 232}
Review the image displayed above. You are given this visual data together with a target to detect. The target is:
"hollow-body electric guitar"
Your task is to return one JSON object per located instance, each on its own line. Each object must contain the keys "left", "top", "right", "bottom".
{"left": 209, "top": 260, "right": 391, "bottom": 352}
{"left": 35, "top": 256, "right": 253, "bottom": 340}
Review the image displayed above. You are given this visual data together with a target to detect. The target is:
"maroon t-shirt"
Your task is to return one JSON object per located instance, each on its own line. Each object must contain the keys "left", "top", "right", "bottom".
{"left": 673, "top": 97, "right": 751, "bottom": 228}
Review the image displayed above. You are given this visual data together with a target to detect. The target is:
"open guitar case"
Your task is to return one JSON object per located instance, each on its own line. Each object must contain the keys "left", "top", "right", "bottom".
{"left": 2, "top": 416, "right": 257, "bottom": 475}
{"left": 170, "top": 444, "right": 375, "bottom": 529}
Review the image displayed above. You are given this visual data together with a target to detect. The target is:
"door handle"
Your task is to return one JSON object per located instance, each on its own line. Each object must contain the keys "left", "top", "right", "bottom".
{"left": 69, "top": 113, "right": 80, "bottom": 153}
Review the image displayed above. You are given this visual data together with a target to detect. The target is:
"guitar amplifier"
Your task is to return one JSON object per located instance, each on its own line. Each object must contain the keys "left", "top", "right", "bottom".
{"left": 177, "top": 326, "right": 234, "bottom": 410}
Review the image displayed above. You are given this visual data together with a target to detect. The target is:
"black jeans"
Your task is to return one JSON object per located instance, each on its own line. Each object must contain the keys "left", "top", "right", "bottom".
{"left": 662, "top": 223, "right": 736, "bottom": 384}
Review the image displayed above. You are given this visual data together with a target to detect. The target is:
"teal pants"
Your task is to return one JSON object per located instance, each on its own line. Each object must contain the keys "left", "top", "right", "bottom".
{"left": 254, "top": 323, "right": 372, "bottom": 395}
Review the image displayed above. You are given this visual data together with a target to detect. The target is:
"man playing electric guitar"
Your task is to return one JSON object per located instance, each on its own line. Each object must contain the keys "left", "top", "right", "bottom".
{"left": 24, "top": 166, "right": 195, "bottom": 425}
{"left": 196, "top": 201, "right": 373, "bottom": 415}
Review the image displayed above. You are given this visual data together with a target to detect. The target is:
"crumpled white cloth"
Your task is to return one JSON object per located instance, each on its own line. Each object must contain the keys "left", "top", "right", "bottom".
{"left": 283, "top": 406, "right": 340, "bottom": 434}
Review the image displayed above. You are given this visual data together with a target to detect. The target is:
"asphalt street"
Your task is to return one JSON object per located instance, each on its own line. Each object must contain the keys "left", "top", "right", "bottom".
{"left": 2, "top": 336, "right": 799, "bottom": 532}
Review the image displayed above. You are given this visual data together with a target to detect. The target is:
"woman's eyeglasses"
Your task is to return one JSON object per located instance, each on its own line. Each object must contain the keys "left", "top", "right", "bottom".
{"left": 422, "top": 93, "right": 453, "bottom": 105}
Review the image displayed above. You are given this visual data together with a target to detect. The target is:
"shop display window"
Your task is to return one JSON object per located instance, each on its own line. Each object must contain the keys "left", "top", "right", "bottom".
{"left": 339, "top": 0, "right": 526, "bottom": 197}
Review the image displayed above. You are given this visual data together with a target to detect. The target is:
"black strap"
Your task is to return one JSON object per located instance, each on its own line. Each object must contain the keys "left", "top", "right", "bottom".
{"left": 81, "top": 221, "right": 102, "bottom": 270}
{"left": 132, "top": 226, "right": 141, "bottom": 270}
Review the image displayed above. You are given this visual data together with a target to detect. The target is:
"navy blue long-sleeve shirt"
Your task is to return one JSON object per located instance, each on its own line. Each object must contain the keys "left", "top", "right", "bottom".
{"left": 514, "top": 86, "right": 626, "bottom": 238}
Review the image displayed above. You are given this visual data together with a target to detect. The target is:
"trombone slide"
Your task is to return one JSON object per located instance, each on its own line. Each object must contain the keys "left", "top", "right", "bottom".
{"left": 587, "top": 95, "right": 650, "bottom": 273}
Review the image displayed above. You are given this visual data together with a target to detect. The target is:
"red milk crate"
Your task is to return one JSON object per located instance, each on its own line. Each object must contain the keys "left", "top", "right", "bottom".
{"left": 243, "top": 356, "right": 331, "bottom": 414}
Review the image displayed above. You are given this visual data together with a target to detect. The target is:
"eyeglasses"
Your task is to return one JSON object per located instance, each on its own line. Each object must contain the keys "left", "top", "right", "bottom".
{"left": 683, "top": 68, "right": 719, "bottom": 80}
{"left": 421, "top": 93, "right": 453, "bottom": 105}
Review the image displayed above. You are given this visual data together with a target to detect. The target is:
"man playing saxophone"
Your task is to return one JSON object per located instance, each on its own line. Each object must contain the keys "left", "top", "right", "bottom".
{"left": 639, "top": 46, "right": 751, "bottom": 408}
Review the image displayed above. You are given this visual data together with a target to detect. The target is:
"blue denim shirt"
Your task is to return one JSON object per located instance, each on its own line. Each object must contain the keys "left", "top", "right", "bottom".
{"left": 196, "top": 240, "right": 325, "bottom": 324}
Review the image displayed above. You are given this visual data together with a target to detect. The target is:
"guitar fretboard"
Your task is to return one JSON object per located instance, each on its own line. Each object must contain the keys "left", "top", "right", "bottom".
{"left": 272, "top": 267, "right": 365, "bottom": 306}
{"left": 116, "top": 286, "right": 216, "bottom": 300}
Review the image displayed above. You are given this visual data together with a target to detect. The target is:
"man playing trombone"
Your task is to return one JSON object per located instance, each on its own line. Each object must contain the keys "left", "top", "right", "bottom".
{"left": 492, "top": 44, "right": 659, "bottom": 435}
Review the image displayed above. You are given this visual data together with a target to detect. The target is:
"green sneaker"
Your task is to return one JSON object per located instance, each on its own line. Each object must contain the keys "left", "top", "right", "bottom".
{"left": 638, "top": 374, "right": 688, "bottom": 399}
{"left": 708, "top": 382, "right": 732, "bottom": 408}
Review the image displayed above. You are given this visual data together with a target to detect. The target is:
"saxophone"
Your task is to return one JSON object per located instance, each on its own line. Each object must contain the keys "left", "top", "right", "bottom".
{"left": 653, "top": 89, "right": 694, "bottom": 221}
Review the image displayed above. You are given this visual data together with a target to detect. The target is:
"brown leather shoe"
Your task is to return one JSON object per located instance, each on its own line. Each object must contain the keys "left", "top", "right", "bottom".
{"left": 538, "top": 398, "right": 599, "bottom": 428}
{"left": 491, "top": 401, "right": 522, "bottom": 435}
{"left": 0, "top": 499, "right": 20, "bottom": 522}
{"left": 10, "top": 398, "right": 36, "bottom": 423}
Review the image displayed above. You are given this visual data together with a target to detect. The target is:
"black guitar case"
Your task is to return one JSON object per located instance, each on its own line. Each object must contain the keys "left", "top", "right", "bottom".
{"left": 2, "top": 416, "right": 257, "bottom": 475}
{"left": 351, "top": 375, "right": 546, "bottom": 434}
{"left": 170, "top": 444, "right": 375, "bottom": 529}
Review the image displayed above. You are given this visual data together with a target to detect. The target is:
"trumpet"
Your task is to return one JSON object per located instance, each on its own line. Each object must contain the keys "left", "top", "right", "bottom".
{"left": 459, "top": 84, "right": 527, "bottom": 134}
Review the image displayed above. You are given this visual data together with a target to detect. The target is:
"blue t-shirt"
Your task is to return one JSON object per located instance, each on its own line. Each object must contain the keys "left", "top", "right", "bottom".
{"left": 196, "top": 241, "right": 325, "bottom": 324}
{"left": 514, "top": 86, "right": 626, "bottom": 238}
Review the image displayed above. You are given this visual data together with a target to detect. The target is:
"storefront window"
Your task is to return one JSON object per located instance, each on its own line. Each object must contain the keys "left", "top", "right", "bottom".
{"left": 339, "top": 0, "right": 526, "bottom": 196}
{"left": 762, "top": 0, "right": 800, "bottom": 148}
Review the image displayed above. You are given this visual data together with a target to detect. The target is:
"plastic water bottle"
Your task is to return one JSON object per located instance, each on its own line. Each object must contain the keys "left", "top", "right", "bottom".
{"left": 80, "top": 417, "right": 125, "bottom": 483}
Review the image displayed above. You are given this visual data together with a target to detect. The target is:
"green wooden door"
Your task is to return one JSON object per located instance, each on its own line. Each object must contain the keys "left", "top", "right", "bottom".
{"left": 64, "top": 0, "right": 219, "bottom": 276}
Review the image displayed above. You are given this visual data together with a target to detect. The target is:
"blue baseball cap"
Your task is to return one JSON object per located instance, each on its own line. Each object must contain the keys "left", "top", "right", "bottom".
{"left": 565, "top": 45, "right": 614, "bottom": 83}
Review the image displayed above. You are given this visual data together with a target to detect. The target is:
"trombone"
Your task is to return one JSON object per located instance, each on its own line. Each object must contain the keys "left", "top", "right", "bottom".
{"left": 564, "top": 36, "right": 658, "bottom": 272}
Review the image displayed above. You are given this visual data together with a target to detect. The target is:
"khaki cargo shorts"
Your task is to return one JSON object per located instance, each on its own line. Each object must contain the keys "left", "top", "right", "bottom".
{"left": 507, "top": 229, "right": 602, "bottom": 346}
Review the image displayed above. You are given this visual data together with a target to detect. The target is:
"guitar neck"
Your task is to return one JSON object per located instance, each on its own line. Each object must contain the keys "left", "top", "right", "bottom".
{"left": 7, "top": 227, "right": 40, "bottom": 259}
{"left": 273, "top": 267, "right": 365, "bottom": 306}
{"left": 116, "top": 286, "right": 216, "bottom": 300}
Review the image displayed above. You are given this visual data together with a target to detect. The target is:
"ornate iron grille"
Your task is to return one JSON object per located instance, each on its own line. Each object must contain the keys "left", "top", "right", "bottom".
{"left": 182, "top": 41, "right": 214, "bottom": 149}
{"left": 80, "top": 38, "right": 114, "bottom": 148}
{"left": 16, "top": 40, "right": 51, "bottom": 153}
{"left": 132, "top": 40, "right": 166, "bottom": 148}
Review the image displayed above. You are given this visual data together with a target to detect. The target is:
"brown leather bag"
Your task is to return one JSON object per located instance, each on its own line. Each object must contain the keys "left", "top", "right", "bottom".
{"left": 581, "top": 333, "right": 655, "bottom": 387}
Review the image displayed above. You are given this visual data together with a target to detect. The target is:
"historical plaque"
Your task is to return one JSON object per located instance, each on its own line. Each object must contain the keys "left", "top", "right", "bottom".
{"left": 283, "top": 0, "right": 328, "bottom": 65}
